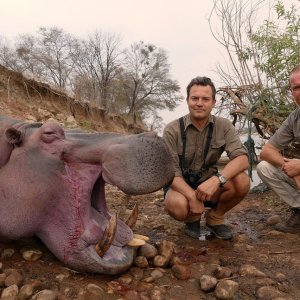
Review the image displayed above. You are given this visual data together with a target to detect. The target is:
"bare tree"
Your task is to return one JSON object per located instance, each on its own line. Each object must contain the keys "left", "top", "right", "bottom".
{"left": 0, "top": 36, "right": 24, "bottom": 72}
{"left": 15, "top": 27, "right": 79, "bottom": 90}
{"left": 147, "top": 111, "right": 164, "bottom": 132}
{"left": 209, "top": 0, "right": 265, "bottom": 87}
{"left": 0, "top": 29, "right": 183, "bottom": 129}
{"left": 209, "top": 0, "right": 299, "bottom": 138}
{"left": 73, "top": 31, "right": 122, "bottom": 108}
{"left": 116, "top": 41, "right": 182, "bottom": 123}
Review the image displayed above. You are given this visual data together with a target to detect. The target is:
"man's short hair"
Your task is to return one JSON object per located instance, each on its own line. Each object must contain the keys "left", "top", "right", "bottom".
{"left": 186, "top": 76, "right": 216, "bottom": 100}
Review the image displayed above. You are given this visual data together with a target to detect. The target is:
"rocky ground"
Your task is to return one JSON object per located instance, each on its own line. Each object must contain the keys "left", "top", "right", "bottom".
{"left": 2, "top": 65, "right": 299, "bottom": 299}
{"left": 0, "top": 186, "right": 300, "bottom": 300}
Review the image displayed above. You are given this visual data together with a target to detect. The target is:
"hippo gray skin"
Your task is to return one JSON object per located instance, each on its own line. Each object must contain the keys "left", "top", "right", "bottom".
{"left": 0, "top": 115, "right": 174, "bottom": 274}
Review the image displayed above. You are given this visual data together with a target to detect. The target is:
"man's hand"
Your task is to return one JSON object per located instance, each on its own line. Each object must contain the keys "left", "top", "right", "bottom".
{"left": 281, "top": 158, "right": 300, "bottom": 189}
{"left": 187, "top": 194, "right": 206, "bottom": 214}
{"left": 170, "top": 176, "right": 206, "bottom": 215}
{"left": 282, "top": 158, "right": 300, "bottom": 177}
{"left": 195, "top": 176, "right": 220, "bottom": 202}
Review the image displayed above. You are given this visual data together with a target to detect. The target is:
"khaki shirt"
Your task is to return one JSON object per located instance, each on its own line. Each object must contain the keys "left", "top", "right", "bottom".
{"left": 269, "top": 107, "right": 300, "bottom": 149}
{"left": 163, "top": 114, "right": 248, "bottom": 179}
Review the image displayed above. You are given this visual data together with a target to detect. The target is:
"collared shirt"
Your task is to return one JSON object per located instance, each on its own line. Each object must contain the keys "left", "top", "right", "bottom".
{"left": 163, "top": 114, "right": 248, "bottom": 179}
{"left": 269, "top": 107, "right": 300, "bottom": 150}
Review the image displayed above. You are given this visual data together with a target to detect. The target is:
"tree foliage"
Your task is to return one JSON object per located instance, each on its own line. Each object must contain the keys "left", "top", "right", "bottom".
{"left": 74, "top": 31, "right": 122, "bottom": 109}
{"left": 16, "top": 27, "right": 79, "bottom": 89}
{"left": 209, "top": 0, "right": 300, "bottom": 138}
{"left": 116, "top": 42, "right": 182, "bottom": 122}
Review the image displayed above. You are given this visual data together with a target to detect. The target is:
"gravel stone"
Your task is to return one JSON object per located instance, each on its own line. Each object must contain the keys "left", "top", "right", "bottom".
{"left": 199, "top": 275, "right": 218, "bottom": 292}
{"left": 214, "top": 280, "right": 239, "bottom": 299}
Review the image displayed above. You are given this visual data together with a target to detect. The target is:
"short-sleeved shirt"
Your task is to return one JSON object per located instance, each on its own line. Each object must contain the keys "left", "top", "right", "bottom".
{"left": 163, "top": 114, "right": 248, "bottom": 180}
{"left": 269, "top": 107, "right": 300, "bottom": 150}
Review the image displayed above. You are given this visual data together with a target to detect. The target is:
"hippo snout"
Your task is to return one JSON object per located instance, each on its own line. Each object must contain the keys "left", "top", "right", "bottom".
{"left": 101, "top": 133, "right": 174, "bottom": 195}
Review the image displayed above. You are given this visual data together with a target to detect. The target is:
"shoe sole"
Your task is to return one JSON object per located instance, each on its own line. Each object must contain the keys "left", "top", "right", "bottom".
{"left": 184, "top": 228, "right": 200, "bottom": 239}
{"left": 205, "top": 225, "right": 233, "bottom": 240}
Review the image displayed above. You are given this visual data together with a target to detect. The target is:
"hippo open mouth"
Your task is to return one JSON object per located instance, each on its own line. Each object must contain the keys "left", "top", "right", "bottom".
{"left": 59, "top": 161, "right": 144, "bottom": 274}
{"left": 0, "top": 116, "right": 174, "bottom": 274}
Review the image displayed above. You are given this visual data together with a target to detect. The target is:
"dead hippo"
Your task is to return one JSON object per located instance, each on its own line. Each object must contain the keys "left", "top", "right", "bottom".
{"left": 0, "top": 115, "right": 174, "bottom": 274}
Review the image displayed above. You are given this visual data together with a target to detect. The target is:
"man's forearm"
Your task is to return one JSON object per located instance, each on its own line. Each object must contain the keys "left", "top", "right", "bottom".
{"left": 260, "top": 143, "right": 285, "bottom": 168}
{"left": 220, "top": 154, "right": 249, "bottom": 180}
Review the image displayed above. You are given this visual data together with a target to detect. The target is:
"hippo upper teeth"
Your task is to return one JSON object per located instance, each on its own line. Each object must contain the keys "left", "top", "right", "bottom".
{"left": 95, "top": 213, "right": 117, "bottom": 257}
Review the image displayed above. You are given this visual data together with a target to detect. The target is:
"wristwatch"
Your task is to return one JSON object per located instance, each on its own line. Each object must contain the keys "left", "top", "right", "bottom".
{"left": 215, "top": 172, "right": 227, "bottom": 187}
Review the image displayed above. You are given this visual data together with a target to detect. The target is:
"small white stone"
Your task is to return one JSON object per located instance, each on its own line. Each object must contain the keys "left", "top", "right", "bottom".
{"left": 22, "top": 249, "right": 43, "bottom": 262}
{"left": 1, "top": 284, "right": 19, "bottom": 298}
{"left": 199, "top": 275, "right": 218, "bottom": 292}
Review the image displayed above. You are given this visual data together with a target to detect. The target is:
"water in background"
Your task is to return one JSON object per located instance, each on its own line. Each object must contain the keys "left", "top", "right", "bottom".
{"left": 219, "top": 133, "right": 266, "bottom": 189}
{"left": 241, "top": 133, "right": 265, "bottom": 188}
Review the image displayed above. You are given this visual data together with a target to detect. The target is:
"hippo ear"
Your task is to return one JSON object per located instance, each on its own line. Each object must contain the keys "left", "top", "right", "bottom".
{"left": 5, "top": 128, "right": 23, "bottom": 146}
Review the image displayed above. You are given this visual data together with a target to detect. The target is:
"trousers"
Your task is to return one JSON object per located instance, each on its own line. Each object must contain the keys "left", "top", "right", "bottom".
{"left": 256, "top": 160, "right": 300, "bottom": 208}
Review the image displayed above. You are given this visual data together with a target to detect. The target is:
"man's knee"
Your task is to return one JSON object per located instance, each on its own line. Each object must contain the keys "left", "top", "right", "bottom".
{"left": 164, "top": 193, "right": 189, "bottom": 221}
{"left": 164, "top": 204, "right": 188, "bottom": 221}
{"left": 256, "top": 160, "right": 276, "bottom": 181}
{"left": 231, "top": 172, "right": 250, "bottom": 196}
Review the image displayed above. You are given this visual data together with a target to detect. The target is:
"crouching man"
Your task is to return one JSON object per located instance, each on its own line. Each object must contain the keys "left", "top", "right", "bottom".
{"left": 163, "top": 76, "right": 250, "bottom": 240}
{"left": 257, "top": 65, "right": 300, "bottom": 233}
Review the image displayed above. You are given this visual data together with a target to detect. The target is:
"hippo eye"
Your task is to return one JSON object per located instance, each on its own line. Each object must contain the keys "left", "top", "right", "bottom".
{"left": 41, "top": 123, "right": 65, "bottom": 143}
{"left": 41, "top": 130, "right": 57, "bottom": 143}
{"left": 44, "top": 128, "right": 55, "bottom": 135}
{"left": 44, "top": 131, "right": 55, "bottom": 135}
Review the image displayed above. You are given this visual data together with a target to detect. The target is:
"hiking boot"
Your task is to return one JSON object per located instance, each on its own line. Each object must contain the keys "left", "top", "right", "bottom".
{"left": 205, "top": 223, "right": 233, "bottom": 240}
{"left": 275, "top": 208, "right": 300, "bottom": 233}
{"left": 184, "top": 221, "right": 200, "bottom": 239}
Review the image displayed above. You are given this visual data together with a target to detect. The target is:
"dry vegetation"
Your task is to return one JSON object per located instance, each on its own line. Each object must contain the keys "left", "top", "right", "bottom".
{"left": 0, "top": 64, "right": 146, "bottom": 134}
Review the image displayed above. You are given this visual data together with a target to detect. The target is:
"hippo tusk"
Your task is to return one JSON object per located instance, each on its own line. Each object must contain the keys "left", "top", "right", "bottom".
{"left": 125, "top": 203, "right": 138, "bottom": 228}
{"left": 127, "top": 238, "right": 146, "bottom": 247}
{"left": 127, "top": 234, "right": 149, "bottom": 247}
{"left": 95, "top": 213, "right": 117, "bottom": 257}
{"left": 133, "top": 234, "right": 149, "bottom": 241}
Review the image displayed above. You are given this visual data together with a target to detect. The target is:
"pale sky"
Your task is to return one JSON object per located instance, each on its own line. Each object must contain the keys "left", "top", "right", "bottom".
{"left": 0, "top": 0, "right": 298, "bottom": 126}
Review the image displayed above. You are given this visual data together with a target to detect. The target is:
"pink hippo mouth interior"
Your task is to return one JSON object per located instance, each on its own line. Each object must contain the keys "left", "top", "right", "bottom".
{"left": 60, "top": 162, "right": 139, "bottom": 274}
{"left": 90, "top": 174, "right": 134, "bottom": 253}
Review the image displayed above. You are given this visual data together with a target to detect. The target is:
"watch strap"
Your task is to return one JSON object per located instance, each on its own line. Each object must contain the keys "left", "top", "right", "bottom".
{"left": 215, "top": 172, "right": 227, "bottom": 186}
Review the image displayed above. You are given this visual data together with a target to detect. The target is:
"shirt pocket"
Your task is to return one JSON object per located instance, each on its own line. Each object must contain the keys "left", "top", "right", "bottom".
{"left": 208, "top": 140, "right": 226, "bottom": 164}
